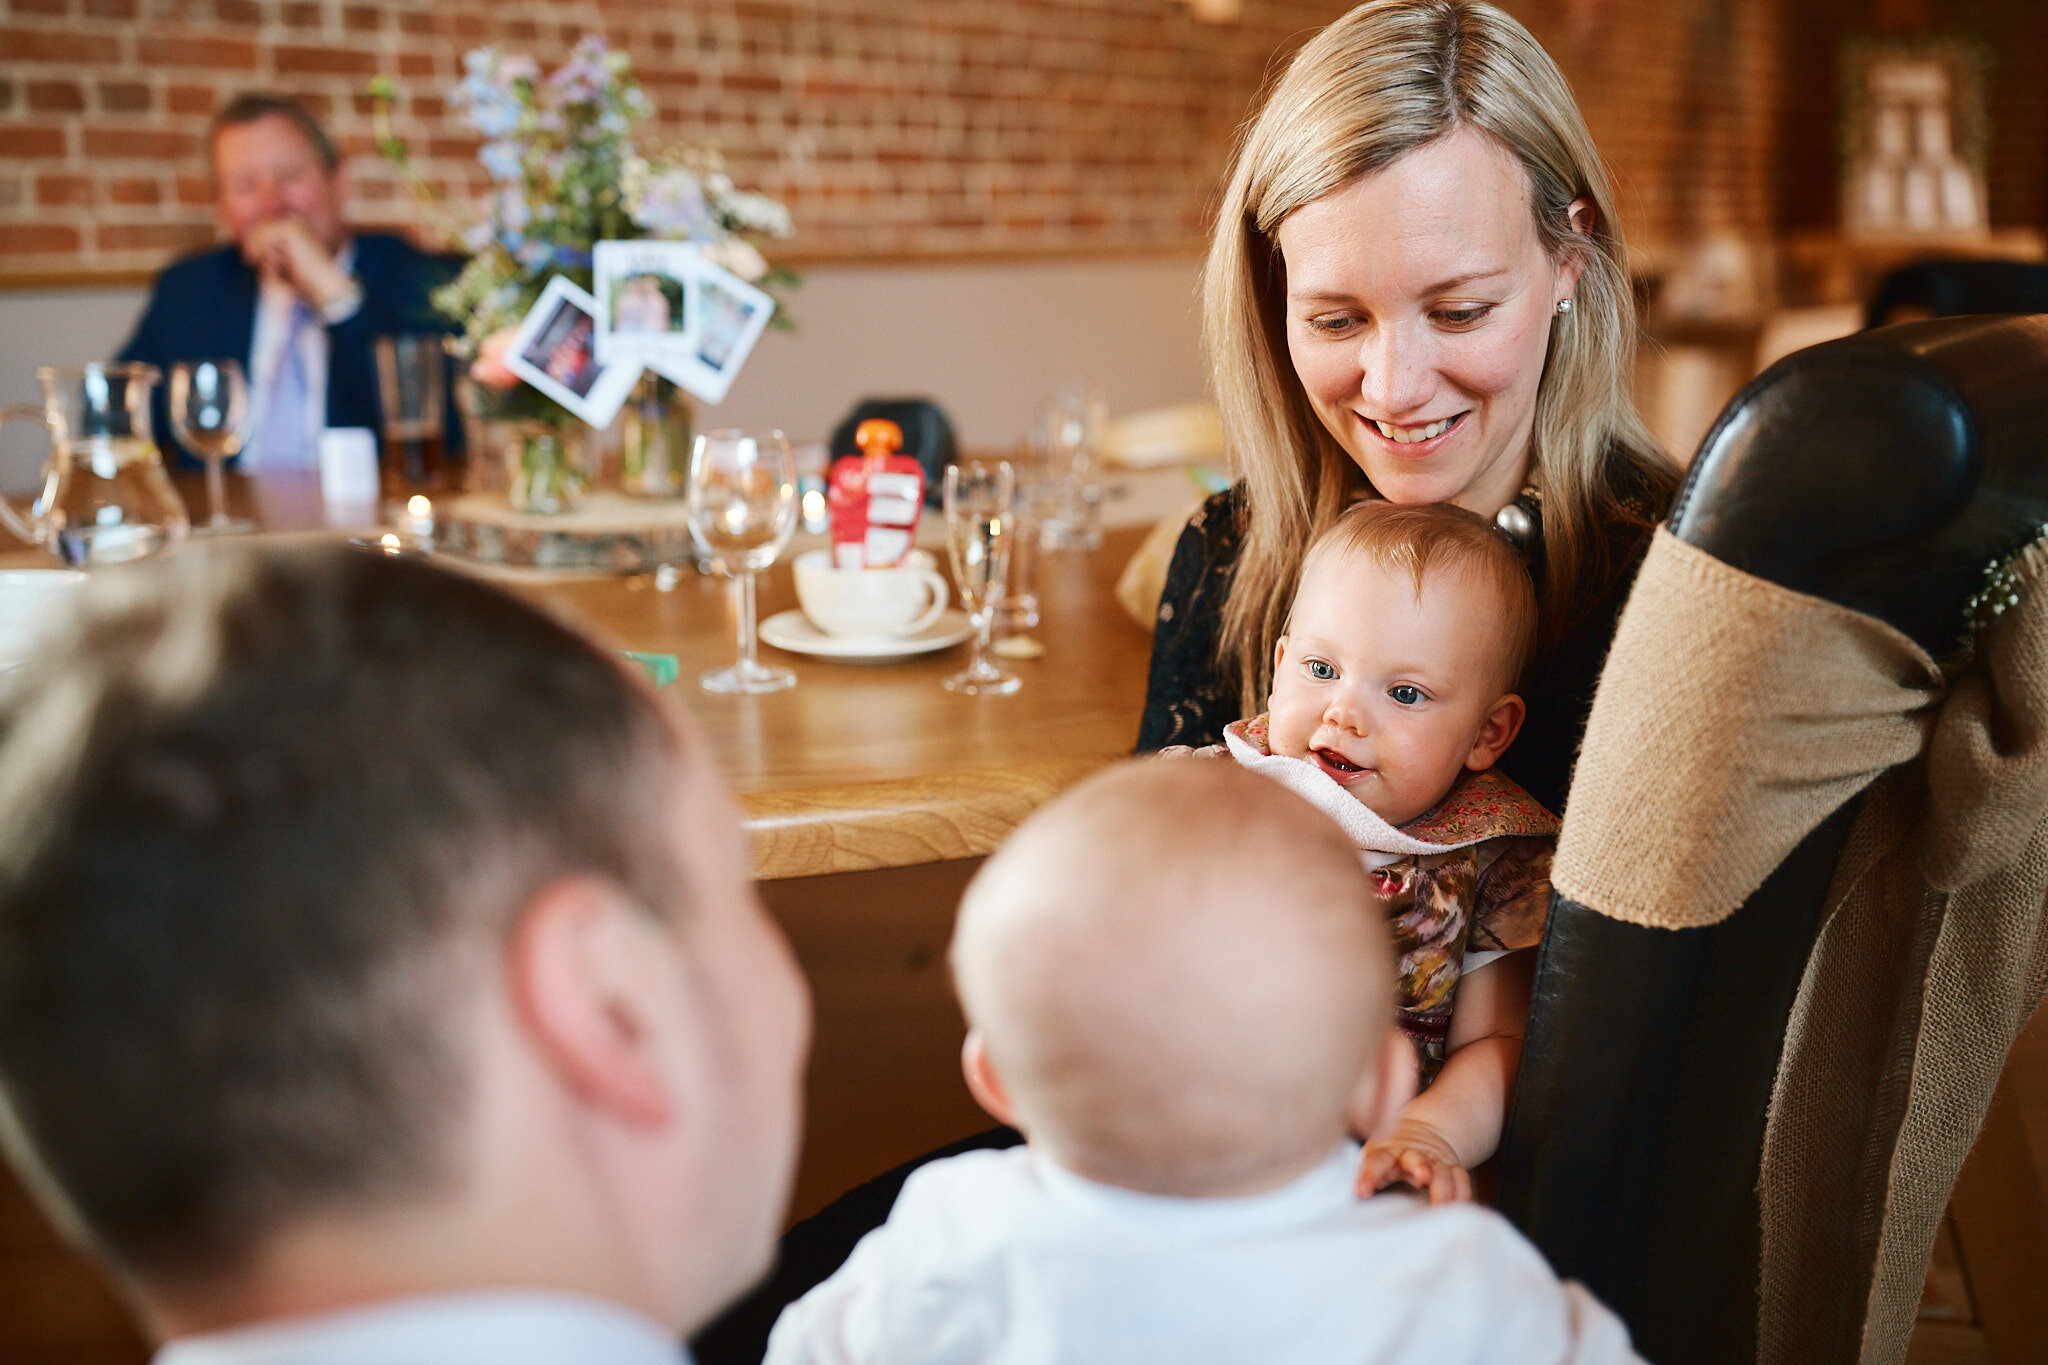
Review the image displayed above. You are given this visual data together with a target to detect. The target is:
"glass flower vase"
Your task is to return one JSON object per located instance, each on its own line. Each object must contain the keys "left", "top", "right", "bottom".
{"left": 503, "top": 420, "right": 591, "bottom": 515}
{"left": 619, "top": 373, "right": 693, "bottom": 499}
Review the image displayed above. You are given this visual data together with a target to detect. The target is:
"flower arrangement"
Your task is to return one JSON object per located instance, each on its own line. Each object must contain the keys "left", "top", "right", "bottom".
{"left": 371, "top": 37, "right": 796, "bottom": 506}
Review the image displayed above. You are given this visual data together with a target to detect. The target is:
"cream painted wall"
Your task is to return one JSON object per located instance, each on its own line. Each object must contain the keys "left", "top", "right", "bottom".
{"left": 0, "top": 254, "right": 1209, "bottom": 494}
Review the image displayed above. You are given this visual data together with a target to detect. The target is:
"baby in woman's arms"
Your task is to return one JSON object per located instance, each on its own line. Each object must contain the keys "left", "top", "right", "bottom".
{"left": 763, "top": 760, "right": 1637, "bottom": 1365}
{"left": 1176, "top": 500, "right": 1558, "bottom": 1203}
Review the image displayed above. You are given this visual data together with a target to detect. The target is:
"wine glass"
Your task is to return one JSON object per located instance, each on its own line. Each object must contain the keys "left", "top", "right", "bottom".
{"left": 942, "top": 460, "right": 1022, "bottom": 696}
{"left": 168, "top": 359, "right": 255, "bottom": 534}
{"left": 687, "top": 428, "right": 799, "bottom": 694}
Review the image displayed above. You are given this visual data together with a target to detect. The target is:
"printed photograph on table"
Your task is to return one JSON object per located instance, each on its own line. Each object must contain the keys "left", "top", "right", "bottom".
{"left": 592, "top": 239, "right": 699, "bottom": 368}
{"left": 503, "top": 275, "right": 643, "bottom": 428}
{"left": 658, "top": 255, "right": 776, "bottom": 404}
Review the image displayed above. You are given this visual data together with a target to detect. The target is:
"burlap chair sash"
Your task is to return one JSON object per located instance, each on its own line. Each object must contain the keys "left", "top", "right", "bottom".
{"left": 1553, "top": 530, "right": 1949, "bottom": 930}
{"left": 1552, "top": 527, "right": 2048, "bottom": 1365}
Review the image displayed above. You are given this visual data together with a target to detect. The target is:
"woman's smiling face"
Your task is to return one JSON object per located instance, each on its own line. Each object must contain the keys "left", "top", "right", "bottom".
{"left": 1275, "top": 126, "right": 1584, "bottom": 517}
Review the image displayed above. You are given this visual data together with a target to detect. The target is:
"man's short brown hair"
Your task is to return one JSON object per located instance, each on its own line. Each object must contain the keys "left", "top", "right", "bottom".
{"left": 0, "top": 545, "right": 685, "bottom": 1285}
{"left": 211, "top": 92, "right": 339, "bottom": 174}
{"left": 1299, "top": 500, "right": 1539, "bottom": 690}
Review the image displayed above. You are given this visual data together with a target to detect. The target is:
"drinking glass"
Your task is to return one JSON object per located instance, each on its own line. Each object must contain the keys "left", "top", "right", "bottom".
{"left": 686, "top": 428, "right": 798, "bottom": 694}
{"left": 997, "top": 440, "right": 1048, "bottom": 638}
{"left": 373, "top": 333, "right": 449, "bottom": 499}
{"left": 1035, "top": 380, "right": 1105, "bottom": 552}
{"left": 168, "top": 359, "right": 255, "bottom": 534}
{"left": 942, "top": 460, "right": 1021, "bottom": 696}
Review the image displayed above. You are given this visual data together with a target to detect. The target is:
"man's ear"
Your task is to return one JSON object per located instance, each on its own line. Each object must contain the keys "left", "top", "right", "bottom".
{"left": 506, "top": 877, "right": 677, "bottom": 1128}
{"left": 960, "top": 1030, "right": 1019, "bottom": 1129}
{"left": 1465, "top": 693, "right": 1526, "bottom": 772}
{"left": 1348, "top": 1026, "right": 1420, "bottom": 1140}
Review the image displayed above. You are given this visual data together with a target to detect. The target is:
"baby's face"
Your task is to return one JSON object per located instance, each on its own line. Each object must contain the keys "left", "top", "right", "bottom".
{"left": 1268, "top": 547, "right": 1517, "bottom": 826}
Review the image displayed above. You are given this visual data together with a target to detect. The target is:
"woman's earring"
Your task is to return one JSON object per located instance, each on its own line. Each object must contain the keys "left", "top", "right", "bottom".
{"left": 1555, "top": 297, "right": 1574, "bottom": 316}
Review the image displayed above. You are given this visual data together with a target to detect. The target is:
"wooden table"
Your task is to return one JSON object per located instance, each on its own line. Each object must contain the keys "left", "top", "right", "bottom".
{"left": 67, "top": 470, "right": 1161, "bottom": 881}
{"left": 515, "top": 525, "right": 1155, "bottom": 880}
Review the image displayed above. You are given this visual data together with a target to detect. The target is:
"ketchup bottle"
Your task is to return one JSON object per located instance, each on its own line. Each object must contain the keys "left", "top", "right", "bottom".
{"left": 825, "top": 418, "right": 925, "bottom": 568}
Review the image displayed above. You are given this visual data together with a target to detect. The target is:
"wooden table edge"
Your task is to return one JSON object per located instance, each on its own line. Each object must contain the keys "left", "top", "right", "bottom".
{"left": 741, "top": 752, "right": 1123, "bottom": 880}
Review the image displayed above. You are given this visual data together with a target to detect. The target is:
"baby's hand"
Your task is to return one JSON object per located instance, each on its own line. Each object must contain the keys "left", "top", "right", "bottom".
{"left": 1358, "top": 1120, "right": 1472, "bottom": 1204}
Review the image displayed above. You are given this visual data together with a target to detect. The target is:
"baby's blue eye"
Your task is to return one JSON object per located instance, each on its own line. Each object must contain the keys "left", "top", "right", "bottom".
{"left": 1389, "top": 684, "right": 1423, "bottom": 705}
{"left": 1308, "top": 660, "right": 1337, "bottom": 681}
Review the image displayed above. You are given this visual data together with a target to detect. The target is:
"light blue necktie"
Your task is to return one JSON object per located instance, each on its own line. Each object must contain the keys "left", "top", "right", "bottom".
{"left": 254, "top": 299, "right": 315, "bottom": 470}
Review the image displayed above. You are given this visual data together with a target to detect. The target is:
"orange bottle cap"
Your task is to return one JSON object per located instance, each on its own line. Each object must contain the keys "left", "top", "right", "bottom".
{"left": 854, "top": 418, "right": 903, "bottom": 458}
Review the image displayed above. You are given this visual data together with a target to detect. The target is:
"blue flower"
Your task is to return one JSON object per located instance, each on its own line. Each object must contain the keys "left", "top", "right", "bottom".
{"left": 478, "top": 140, "right": 522, "bottom": 181}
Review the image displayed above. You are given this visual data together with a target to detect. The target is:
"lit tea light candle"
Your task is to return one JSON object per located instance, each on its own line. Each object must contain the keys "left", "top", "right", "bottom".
{"left": 378, "top": 533, "right": 403, "bottom": 556}
{"left": 405, "top": 495, "right": 434, "bottom": 538}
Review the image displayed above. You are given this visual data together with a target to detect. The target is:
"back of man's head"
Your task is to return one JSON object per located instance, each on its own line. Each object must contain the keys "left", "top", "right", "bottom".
{"left": 0, "top": 545, "right": 692, "bottom": 1292}
{"left": 951, "top": 759, "right": 1404, "bottom": 1198}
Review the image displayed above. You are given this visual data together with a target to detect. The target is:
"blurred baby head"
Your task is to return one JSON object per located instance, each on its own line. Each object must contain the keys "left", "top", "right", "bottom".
{"left": 950, "top": 759, "right": 1412, "bottom": 1198}
{"left": 1268, "top": 500, "right": 1535, "bottom": 825}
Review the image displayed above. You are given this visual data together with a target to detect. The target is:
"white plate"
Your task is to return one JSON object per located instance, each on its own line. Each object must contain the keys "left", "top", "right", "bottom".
{"left": 0, "top": 568, "right": 86, "bottom": 670}
{"left": 759, "top": 608, "right": 973, "bottom": 662}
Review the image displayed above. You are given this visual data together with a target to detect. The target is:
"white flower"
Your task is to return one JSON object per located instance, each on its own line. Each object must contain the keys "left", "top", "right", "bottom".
{"left": 702, "top": 238, "right": 771, "bottom": 282}
{"left": 719, "top": 189, "right": 794, "bottom": 239}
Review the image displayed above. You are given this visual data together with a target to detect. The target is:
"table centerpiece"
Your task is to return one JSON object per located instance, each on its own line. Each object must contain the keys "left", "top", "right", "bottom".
{"left": 372, "top": 37, "right": 795, "bottom": 512}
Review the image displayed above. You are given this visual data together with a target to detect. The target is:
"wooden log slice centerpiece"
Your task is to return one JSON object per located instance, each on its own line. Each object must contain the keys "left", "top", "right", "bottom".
{"left": 434, "top": 491, "right": 699, "bottom": 573}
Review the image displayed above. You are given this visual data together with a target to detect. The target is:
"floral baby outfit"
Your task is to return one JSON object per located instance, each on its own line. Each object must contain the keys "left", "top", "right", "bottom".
{"left": 1215, "top": 715, "right": 1559, "bottom": 1083}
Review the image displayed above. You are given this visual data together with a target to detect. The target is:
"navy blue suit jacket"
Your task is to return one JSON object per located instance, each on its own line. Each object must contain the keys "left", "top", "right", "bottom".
{"left": 117, "top": 231, "right": 461, "bottom": 467}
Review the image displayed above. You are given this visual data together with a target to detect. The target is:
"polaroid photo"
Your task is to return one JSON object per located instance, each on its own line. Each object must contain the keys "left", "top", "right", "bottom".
{"left": 657, "top": 254, "right": 776, "bottom": 405}
{"left": 592, "top": 239, "right": 699, "bottom": 369}
{"left": 503, "top": 274, "right": 643, "bottom": 429}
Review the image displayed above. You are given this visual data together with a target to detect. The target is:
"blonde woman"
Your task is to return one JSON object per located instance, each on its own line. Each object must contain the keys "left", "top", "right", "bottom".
{"left": 1139, "top": 0, "right": 1679, "bottom": 819}
{"left": 696, "top": 7, "right": 1678, "bottom": 1358}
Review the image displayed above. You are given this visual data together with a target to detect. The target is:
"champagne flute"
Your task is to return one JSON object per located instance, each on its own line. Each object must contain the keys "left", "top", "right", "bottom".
{"left": 942, "top": 460, "right": 1022, "bottom": 696}
{"left": 168, "top": 359, "right": 255, "bottom": 534}
{"left": 687, "top": 428, "right": 799, "bottom": 694}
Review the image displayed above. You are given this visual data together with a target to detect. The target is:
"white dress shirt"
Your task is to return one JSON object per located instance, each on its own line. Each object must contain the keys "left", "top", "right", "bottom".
{"left": 154, "top": 1290, "right": 688, "bottom": 1365}
{"left": 765, "top": 1143, "right": 1642, "bottom": 1365}
{"left": 244, "top": 242, "right": 361, "bottom": 471}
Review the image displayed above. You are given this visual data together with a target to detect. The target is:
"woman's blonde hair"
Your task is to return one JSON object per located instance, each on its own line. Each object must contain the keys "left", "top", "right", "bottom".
{"left": 1205, "top": 0, "right": 1674, "bottom": 714}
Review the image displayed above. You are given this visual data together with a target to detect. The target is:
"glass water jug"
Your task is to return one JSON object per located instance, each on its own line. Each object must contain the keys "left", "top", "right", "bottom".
{"left": 0, "top": 363, "right": 190, "bottom": 565}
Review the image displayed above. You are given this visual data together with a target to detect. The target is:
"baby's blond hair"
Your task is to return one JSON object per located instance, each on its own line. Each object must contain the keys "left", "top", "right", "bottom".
{"left": 1299, "top": 500, "right": 1538, "bottom": 690}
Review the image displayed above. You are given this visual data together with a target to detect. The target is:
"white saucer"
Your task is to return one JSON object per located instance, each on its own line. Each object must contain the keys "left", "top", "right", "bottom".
{"left": 759, "top": 608, "right": 974, "bottom": 662}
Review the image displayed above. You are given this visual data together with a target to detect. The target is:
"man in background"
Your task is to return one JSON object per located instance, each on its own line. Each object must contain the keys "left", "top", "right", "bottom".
{"left": 117, "top": 94, "right": 457, "bottom": 471}
{"left": 0, "top": 543, "right": 809, "bottom": 1361}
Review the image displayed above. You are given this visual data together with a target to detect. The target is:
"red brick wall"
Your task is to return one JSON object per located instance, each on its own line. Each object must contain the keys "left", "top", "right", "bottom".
{"left": 0, "top": 0, "right": 1787, "bottom": 283}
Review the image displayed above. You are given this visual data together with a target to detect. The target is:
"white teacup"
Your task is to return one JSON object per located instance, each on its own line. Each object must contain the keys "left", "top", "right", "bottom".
{"left": 794, "top": 549, "right": 949, "bottom": 639}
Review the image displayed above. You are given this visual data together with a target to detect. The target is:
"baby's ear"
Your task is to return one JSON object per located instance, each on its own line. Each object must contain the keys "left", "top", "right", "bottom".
{"left": 1465, "top": 692, "right": 1527, "bottom": 772}
{"left": 1273, "top": 635, "right": 1291, "bottom": 671}
{"left": 960, "top": 1030, "right": 1019, "bottom": 1129}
